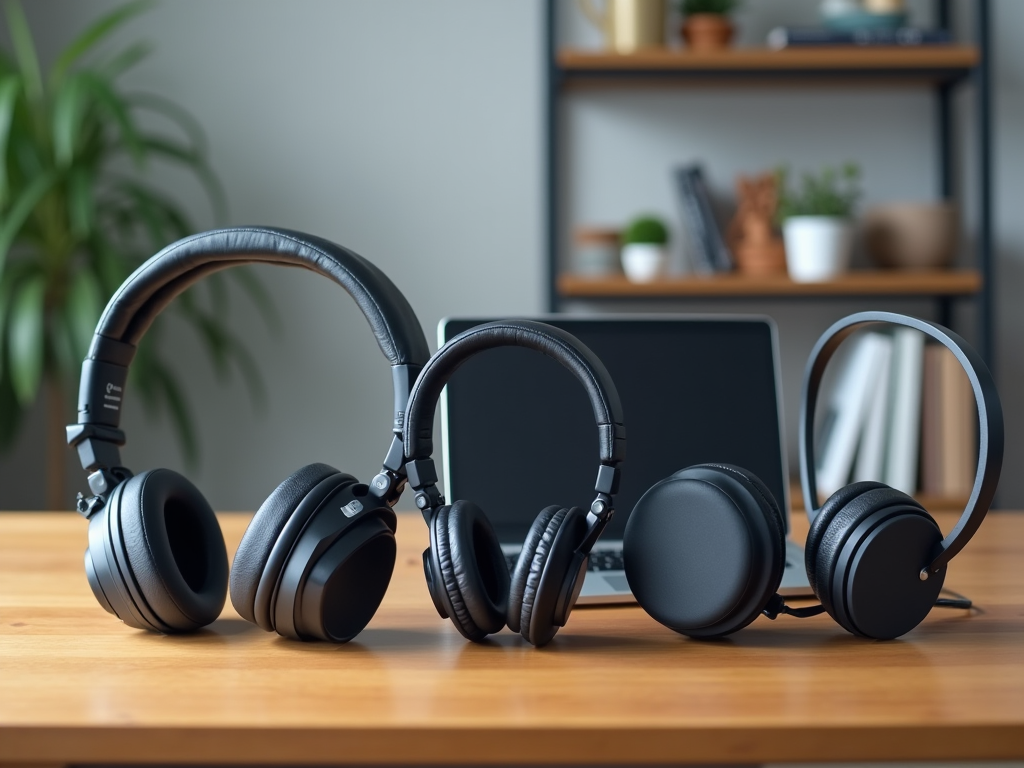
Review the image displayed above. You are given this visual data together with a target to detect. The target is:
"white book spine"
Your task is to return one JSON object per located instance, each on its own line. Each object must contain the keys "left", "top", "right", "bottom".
{"left": 853, "top": 334, "right": 894, "bottom": 483}
{"left": 884, "top": 328, "right": 926, "bottom": 495}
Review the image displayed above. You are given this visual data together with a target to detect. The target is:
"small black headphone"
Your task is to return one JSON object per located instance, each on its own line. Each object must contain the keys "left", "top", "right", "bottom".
{"left": 68, "top": 226, "right": 429, "bottom": 642}
{"left": 400, "top": 319, "right": 626, "bottom": 647}
{"left": 624, "top": 311, "right": 1002, "bottom": 640}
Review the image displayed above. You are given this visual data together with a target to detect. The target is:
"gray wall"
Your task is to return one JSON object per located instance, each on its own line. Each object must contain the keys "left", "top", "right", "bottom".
{"left": 2, "top": 0, "right": 1022, "bottom": 512}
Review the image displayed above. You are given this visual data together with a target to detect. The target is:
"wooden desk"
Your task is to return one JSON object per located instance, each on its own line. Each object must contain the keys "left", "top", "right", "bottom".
{"left": 2, "top": 509, "right": 1023, "bottom": 766}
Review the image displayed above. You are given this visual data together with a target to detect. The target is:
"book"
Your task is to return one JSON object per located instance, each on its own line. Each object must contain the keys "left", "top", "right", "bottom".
{"left": 920, "top": 344, "right": 944, "bottom": 495}
{"left": 673, "top": 165, "right": 733, "bottom": 274}
{"left": 920, "top": 344, "right": 977, "bottom": 498}
{"left": 884, "top": 328, "right": 925, "bottom": 495}
{"left": 816, "top": 333, "right": 891, "bottom": 497}
{"left": 853, "top": 333, "right": 894, "bottom": 483}
{"left": 767, "top": 27, "right": 954, "bottom": 50}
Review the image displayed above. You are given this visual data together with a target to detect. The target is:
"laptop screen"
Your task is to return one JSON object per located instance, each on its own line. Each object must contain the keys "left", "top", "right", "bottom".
{"left": 440, "top": 317, "right": 788, "bottom": 543}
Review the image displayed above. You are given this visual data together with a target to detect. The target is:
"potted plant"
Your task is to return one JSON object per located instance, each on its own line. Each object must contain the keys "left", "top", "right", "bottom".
{"left": 679, "top": 0, "right": 739, "bottom": 51}
{"left": 0, "top": 1, "right": 275, "bottom": 508}
{"left": 776, "top": 163, "right": 861, "bottom": 282}
{"left": 621, "top": 215, "right": 669, "bottom": 282}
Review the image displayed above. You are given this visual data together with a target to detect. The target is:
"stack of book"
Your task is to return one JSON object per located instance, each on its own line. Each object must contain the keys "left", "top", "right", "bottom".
{"left": 674, "top": 164, "right": 733, "bottom": 275}
{"left": 815, "top": 331, "right": 976, "bottom": 502}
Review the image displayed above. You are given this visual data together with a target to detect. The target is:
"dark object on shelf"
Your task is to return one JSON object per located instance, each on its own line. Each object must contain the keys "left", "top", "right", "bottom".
{"left": 768, "top": 26, "right": 953, "bottom": 49}
{"left": 727, "top": 173, "right": 787, "bottom": 276}
{"left": 674, "top": 165, "right": 733, "bottom": 274}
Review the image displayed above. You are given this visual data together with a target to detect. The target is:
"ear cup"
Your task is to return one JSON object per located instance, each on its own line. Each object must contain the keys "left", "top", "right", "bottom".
{"left": 624, "top": 464, "right": 785, "bottom": 638}
{"left": 114, "top": 469, "right": 228, "bottom": 632}
{"left": 507, "top": 504, "right": 562, "bottom": 634}
{"left": 804, "top": 480, "right": 890, "bottom": 596}
{"left": 516, "top": 505, "right": 589, "bottom": 647}
{"left": 230, "top": 463, "right": 341, "bottom": 626}
{"left": 432, "top": 500, "right": 510, "bottom": 641}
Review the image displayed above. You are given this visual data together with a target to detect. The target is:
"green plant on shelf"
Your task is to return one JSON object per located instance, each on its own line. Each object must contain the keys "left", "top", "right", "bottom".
{"left": 678, "top": 0, "right": 740, "bottom": 16}
{"left": 776, "top": 163, "right": 862, "bottom": 221}
{"left": 623, "top": 216, "right": 669, "bottom": 245}
{"left": 0, "top": 0, "right": 277, "bottom": 506}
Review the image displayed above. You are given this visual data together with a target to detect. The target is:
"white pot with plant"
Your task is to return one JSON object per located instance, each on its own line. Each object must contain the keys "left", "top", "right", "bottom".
{"left": 621, "top": 216, "right": 669, "bottom": 282}
{"left": 777, "top": 164, "right": 861, "bottom": 283}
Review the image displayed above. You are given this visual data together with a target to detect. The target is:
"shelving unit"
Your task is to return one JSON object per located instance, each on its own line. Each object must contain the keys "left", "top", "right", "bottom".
{"left": 544, "top": 0, "right": 994, "bottom": 366}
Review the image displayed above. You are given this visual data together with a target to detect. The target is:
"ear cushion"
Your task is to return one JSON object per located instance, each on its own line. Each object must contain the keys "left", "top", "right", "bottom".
{"left": 811, "top": 486, "right": 925, "bottom": 617}
{"left": 507, "top": 504, "right": 562, "bottom": 633}
{"left": 230, "top": 463, "right": 340, "bottom": 624}
{"left": 435, "top": 500, "right": 509, "bottom": 640}
{"left": 117, "top": 469, "right": 228, "bottom": 631}
{"left": 804, "top": 481, "right": 895, "bottom": 596}
{"left": 517, "top": 506, "right": 571, "bottom": 643}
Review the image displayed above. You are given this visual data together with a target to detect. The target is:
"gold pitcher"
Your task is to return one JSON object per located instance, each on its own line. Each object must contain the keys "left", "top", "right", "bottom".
{"left": 577, "top": 0, "right": 666, "bottom": 54}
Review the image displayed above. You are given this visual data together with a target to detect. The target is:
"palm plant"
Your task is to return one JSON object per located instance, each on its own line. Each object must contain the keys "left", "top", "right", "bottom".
{"left": 0, "top": 0, "right": 274, "bottom": 508}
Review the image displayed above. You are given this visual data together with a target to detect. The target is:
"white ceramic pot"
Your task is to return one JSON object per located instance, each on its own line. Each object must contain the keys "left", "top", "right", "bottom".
{"left": 782, "top": 216, "right": 853, "bottom": 282}
{"left": 621, "top": 243, "right": 667, "bottom": 283}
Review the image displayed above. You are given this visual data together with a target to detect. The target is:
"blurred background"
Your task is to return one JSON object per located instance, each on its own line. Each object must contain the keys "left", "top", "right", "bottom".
{"left": 1, "top": 0, "right": 1020, "bottom": 512}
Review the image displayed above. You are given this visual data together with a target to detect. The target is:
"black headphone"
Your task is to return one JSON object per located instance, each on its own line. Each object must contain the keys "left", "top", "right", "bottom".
{"left": 624, "top": 311, "right": 1002, "bottom": 640}
{"left": 68, "top": 227, "right": 429, "bottom": 642}
{"left": 400, "top": 319, "right": 626, "bottom": 647}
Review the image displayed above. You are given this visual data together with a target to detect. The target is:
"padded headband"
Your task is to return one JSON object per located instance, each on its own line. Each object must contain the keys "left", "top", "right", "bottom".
{"left": 800, "top": 311, "right": 1002, "bottom": 576}
{"left": 402, "top": 319, "right": 626, "bottom": 465}
{"left": 69, "top": 227, "right": 429, "bottom": 484}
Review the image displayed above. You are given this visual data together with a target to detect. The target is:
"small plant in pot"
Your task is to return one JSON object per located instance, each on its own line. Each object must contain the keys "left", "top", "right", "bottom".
{"left": 621, "top": 215, "right": 669, "bottom": 283}
{"left": 777, "top": 163, "right": 861, "bottom": 282}
{"left": 679, "top": 0, "right": 739, "bottom": 51}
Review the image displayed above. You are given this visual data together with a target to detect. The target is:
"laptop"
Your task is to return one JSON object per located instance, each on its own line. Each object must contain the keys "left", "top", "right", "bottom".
{"left": 439, "top": 315, "right": 811, "bottom": 604}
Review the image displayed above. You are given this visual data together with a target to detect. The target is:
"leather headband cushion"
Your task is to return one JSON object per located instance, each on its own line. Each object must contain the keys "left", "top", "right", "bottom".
{"left": 230, "top": 463, "right": 340, "bottom": 624}
{"left": 403, "top": 320, "right": 625, "bottom": 462}
{"left": 117, "top": 468, "right": 228, "bottom": 630}
{"left": 507, "top": 504, "right": 562, "bottom": 633}
{"left": 89, "top": 227, "right": 429, "bottom": 365}
{"left": 804, "top": 480, "right": 892, "bottom": 596}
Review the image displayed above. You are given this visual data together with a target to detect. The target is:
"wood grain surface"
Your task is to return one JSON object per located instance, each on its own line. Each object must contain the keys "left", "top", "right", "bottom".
{"left": 1, "top": 509, "right": 1023, "bottom": 765}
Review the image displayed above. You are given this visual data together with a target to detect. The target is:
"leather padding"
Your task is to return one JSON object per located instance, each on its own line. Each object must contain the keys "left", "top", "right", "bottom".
{"left": 230, "top": 463, "right": 340, "bottom": 624}
{"left": 507, "top": 505, "right": 561, "bottom": 633}
{"left": 804, "top": 480, "right": 892, "bottom": 596}
{"left": 518, "top": 506, "right": 572, "bottom": 642}
{"left": 811, "top": 486, "right": 923, "bottom": 614}
{"left": 117, "top": 469, "right": 227, "bottom": 631}
{"left": 435, "top": 501, "right": 509, "bottom": 640}
{"left": 89, "top": 227, "right": 429, "bottom": 365}
{"left": 402, "top": 320, "right": 625, "bottom": 464}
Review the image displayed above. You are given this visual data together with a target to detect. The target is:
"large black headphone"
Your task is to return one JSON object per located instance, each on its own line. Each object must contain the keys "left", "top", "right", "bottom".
{"left": 624, "top": 311, "right": 1002, "bottom": 640}
{"left": 68, "top": 227, "right": 429, "bottom": 641}
{"left": 400, "top": 319, "right": 626, "bottom": 647}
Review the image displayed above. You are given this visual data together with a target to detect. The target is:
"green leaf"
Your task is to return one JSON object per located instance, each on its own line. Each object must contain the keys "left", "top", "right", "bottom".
{"left": 51, "top": 71, "right": 87, "bottom": 167}
{"left": 4, "top": 1, "right": 43, "bottom": 104}
{"left": 0, "top": 73, "right": 22, "bottom": 205}
{"left": 0, "top": 169, "right": 57, "bottom": 274}
{"left": 7, "top": 270, "right": 45, "bottom": 405}
{"left": 136, "top": 136, "right": 227, "bottom": 220}
{"left": 50, "top": 0, "right": 154, "bottom": 86}
{"left": 101, "top": 41, "right": 152, "bottom": 79}
{"left": 67, "top": 167, "right": 95, "bottom": 238}
{"left": 65, "top": 267, "right": 102, "bottom": 357}
{"left": 128, "top": 91, "right": 207, "bottom": 156}
{"left": 0, "top": 363, "right": 24, "bottom": 449}
{"left": 79, "top": 71, "right": 144, "bottom": 164}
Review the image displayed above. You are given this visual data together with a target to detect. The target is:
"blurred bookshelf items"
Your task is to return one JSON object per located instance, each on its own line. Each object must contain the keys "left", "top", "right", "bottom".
{"left": 674, "top": 165, "right": 732, "bottom": 275}
{"left": 577, "top": 0, "right": 666, "bottom": 53}
{"left": 678, "top": 0, "right": 738, "bottom": 52}
{"left": 864, "top": 202, "right": 957, "bottom": 270}
{"left": 770, "top": 0, "right": 952, "bottom": 49}
{"left": 777, "top": 164, "right": 861, "bottom": 282}
{"left": 726, "top": 172, "right": 787, "bottom": 276}
{"left": 815, "top": 329, "right": 973, "bottom": 505}
{"left": 620, "top": 215, "right": 670, "bottom": 282}
{"left": 573, "top": 227, "right": 623, "bottom": 277}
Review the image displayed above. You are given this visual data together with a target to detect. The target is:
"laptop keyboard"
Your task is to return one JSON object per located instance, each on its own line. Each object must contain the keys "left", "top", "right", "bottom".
{"left": 504, "top": 550, "right": 624, "bottom": 573}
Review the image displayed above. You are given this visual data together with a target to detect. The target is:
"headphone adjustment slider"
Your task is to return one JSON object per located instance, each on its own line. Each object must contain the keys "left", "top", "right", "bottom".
{"left": 75, "top": 492, "right": 105, "bottom": 519}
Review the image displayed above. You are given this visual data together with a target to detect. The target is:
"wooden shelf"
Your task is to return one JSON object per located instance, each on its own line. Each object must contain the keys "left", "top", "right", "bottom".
{"left": 558, "top": 270, "right": 982, "bottom": 299}
{"left": 558, "top": 46, "right": 979, "bottom": 84}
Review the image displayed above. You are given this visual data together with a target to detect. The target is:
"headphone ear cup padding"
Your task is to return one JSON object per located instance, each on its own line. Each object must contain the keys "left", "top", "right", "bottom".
{"left": 230, "top": 463, "right": 340, "bottom": 624}
{"left": 117, "top": 469, "right": 228, "bottom": 631}
{"left": 507, "top": 504, "right": 562, "bottom": 634}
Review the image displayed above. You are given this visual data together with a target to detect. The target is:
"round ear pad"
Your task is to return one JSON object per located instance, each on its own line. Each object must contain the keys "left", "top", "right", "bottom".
{"left": 804, "top": 480, "right": 890, "bottom": 596}
{"left": 624, "top": 465, "right": 785, "bottom": 638}
{"left": 230, "top": 463, "right": 341, "bottom": 626}
{"left": 432, "top": 500, "right": 510, "bottom": 641}
{"left": 507, "top": 504, "right": 561, "bottom": 634}
{"left": 811, "top": 487, "right": 941, "bottom": 639}
{"left": 517, "top": 505, "right": 589, "bottom": 647}
{"left": 115, "top": 468, "right": 228, "bottom": 632}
